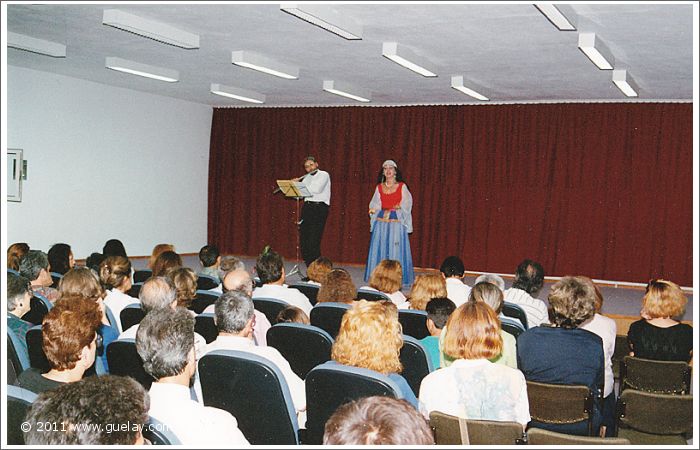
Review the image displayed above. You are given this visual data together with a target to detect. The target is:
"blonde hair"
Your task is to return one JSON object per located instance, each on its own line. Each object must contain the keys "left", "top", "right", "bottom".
{"left": 332, "top": 300, "right": 403, "bottom": 374}
{"left": 148, "top": 243, "right": 175, "bottom": 269}
{"left": 368, "top": 260, "right": 402, "bottom": 294}
{"left": 443, "top": 301, "right": 503, "bottom": 360}
{"left": 469, "top": 282, "right": 504, "bottom": 314}
{"left": 642, "top": 279, "right": 687, "bottom": 319}
{"left": 58, "top": 267, "right": 105, "bottom": 302}
{"left": 167, "top": 267, "right": 197, "bottom": 309}
{"left": 407, "top": 273, "right": 447, "bottom": 310}
{"left": 317, "top": 269, "right": 357, "bottom": 304}
{"left": 307, "top": 257, "right": 333, "bottom": 284}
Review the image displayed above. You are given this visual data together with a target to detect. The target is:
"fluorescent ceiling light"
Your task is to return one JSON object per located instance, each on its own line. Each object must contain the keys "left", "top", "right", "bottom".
{"left": 322, "top": 80, "right": 371, "bottom": 102}
{"left": 612, "top": 69, "right": 639, "bottom": 97}
{"left": 105, "top": 57, "right": 179, "bottom": 82}
{"left": 534, "top": 4, "right": 577, "bottom": 31}
{"left": 382, "top": 42, "right": 437, "bottom": 77}
{"left": 210, "top": 83, "right": 266, "bottom": 104}
{"left": 7, "top": 32, "right": 66, "bottom": 57}
{"left": 578, "top": 32, "right": 614, "bottom": 70}
{"left": 231, "top": 50, "right": 299, "bottom": 79}
{"left": 450, "top": 76, "right": 489, "bottom": 101}
{"left": 280, "top": 3, "right": 362, "bottom": 40}
{"left": 103, "top": 9, "right": 199, "bottom": 49}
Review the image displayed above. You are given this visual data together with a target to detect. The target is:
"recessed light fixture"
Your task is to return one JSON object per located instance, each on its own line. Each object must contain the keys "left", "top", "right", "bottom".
{"left": 578, "top": 32, "right": 614, "bottom": 70}
{"left": 382, "top": 42, "right": 437, "bottom": 77}
{"left": 322, "top": 80, "right": 371, "bottom": 102}
{"left": 280, "top": 3, "right": 362, "bottom": 40}
{"left": 7, "top": 32, "right": 66, "bottom": 57}
{"left": 612, "top": 69, "right": 639, "bottom": 97}
{"left": 210, "top": 83, "right": 266, "bottom": 104}
{"left": 105, "top": 57, "right": 179, "bottom": 82}
{"left": 450, "top": 76, "right": 489, "bottom": 101}
{"left": 231, "top": 51, "right": 299, "bottom": 79}
{"left": 534, "top": 4, "right": 577, "bottom": 31}
{"left": 102, "top": 9, "right": 199, "bottom": 49}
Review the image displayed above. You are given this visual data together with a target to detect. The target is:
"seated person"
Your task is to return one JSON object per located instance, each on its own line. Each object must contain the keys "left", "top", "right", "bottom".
{"left": 19, "top": 250, "right": 59, "bottom": 302}
{"left": 7, "top": 273, "right": 33, "bottom": 355}
{"left": 167, "top": 266, "right": 198, "bottom": 310}
{"left": 147, "top": 243, "right": 175, "bottom": 270}
{"left": 47, "top": 243, "right": 75, "bottom": 276}
{"left": 276, "top": 306, "right": 310, "bottom": 325}
{"left": 136, "top": 307, "right": 249, "bottom": 446}
{"left": 324, "top": 396, "right": 434, "bottom": 445}
{"left": 17, "top": 297, "right": 102, "bottom": 393}
{"left": 99, "top": 256, "right": 134, "bottom": 332}
{"left": 151, "top": 250, "right": 182, "bottom": 278}
{"left": 305, "top": 257, "right": 333, "bottom": 285}
{"left": 359, "top": 259, "right": 406, "bottom": 306}
{"left": 198, "top": 244, "right": 222, "bottom": 283}
{"left": 24, "top": 375, "right": 149, "bottom": 445}
{"left": 440, "top": 256, "right": 471, "bottom": 307}
{"left": 316, "top": 268, "right": 357, "bottom": 304}
{"left": 252, "top": 248, "right": 312, "bottom": 315}
{"left": 400, "top": 273, "right": 447, "bottom": 310}
{"left": 421, "top": 297, "right": 455, "bottom": 369}
{"left": 7, "top": 242, "right": 30, "bottom": 272}
{"left": 209, "top": 255, "right": 246, "bottom": 293}
{"left": 503, "top": 259, "right": 549, "bottom": 328}
{"left": 102, "top": 238, "right": 129, "bottom": 259}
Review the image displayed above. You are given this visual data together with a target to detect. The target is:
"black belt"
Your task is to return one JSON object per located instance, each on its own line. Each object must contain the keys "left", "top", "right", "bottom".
{"left": 305, "top": 201, "right": 328, "bottom": 206}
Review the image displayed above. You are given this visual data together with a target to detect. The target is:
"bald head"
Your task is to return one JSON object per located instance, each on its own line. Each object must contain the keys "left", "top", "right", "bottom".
{"left": 223, "top": 269, "right": 253, "bottom": 296}
{"left": 139, "top": 276, "right": 177, "bottom": 313}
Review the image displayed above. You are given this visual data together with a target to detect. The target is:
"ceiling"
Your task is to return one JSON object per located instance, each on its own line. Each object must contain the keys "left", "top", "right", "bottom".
{"left": 5, "top": 2, "right": 695, "bottom": 107}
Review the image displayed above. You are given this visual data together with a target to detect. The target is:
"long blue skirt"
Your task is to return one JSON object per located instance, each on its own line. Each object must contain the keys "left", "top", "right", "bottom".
{"left": 364, "top": 210, "right": 414, "bottom": 287}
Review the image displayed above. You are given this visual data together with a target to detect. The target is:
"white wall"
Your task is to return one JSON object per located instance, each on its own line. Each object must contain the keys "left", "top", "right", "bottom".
{"left": 7, "top": 66, "right": 212, "bottom": 259}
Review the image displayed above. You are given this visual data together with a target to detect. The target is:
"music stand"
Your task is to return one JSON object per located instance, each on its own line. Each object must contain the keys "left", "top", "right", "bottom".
{"left": 275, "top": 180, "right": 311, "bottom": 279}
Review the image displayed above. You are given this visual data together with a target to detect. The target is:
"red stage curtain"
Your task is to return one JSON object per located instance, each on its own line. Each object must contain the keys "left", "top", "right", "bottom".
{"left": 208, "top": 103, "right": 692, "bottom": 285}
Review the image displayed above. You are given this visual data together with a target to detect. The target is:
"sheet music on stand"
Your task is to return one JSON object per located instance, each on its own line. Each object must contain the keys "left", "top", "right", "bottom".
{"left": 276, "top": 180, "right": 311, "bottom": 199}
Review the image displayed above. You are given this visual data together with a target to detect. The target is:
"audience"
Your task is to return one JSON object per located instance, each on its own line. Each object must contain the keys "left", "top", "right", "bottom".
{"left": 401, "top": 272, "right": 447, "bottom": 310}
{"left": 24, "top": 375, "right": 149, "bottom": 445}
{"left": 85, "top": 252, "right": 105, "bottom": 275}
{"left": 421, "top": 301, "right": 530, "bottom": 427}
{"left": 330, "top": 300, "right": 417, "bottom": 407}
{"left": 99, "top": 256, "right": 134, "bottom": 332}
{"left": 422, "top": 297, "right": 455, "bottom": 369}
{"left": 517, "top": 276, "right": 604, "bottom": 436}
{"left": 47, "top": 243, "right": 75, "bottom": 275}
{"left": 440, "top": 255, "right": 471, "bottom": 307}
{"left": 217, "top": 255, "right": 246, "bottom": 282}
{"left": 19, "top": 250, "right": 59, "bottom": 302}
{"left": 305, "top": 256, "right": 333, "bottom": 285}
{"left": 316, "top": 268, "right": 357, "bottom": 304}
{"left": 324, "top": 396, "right": 435, "bottom": 445}
{"left": 198, "top": 244, "right": 221, "bottom": 283}
{"left": 151, "top": 250, "right": 183, "bottom": 278}
{"left": 7, "top": 242, "right": 30, "bottom": 272}
{"left": 147, "top": 243, "right": 175, "bottom": 270}
{"left": 168, "top": 266, "right": 198, "bottom": 309}
{"left": 136, "top": 307, "right": 249, "bottom": 446}
{"left": 7, "top": 272, "right": 33, "bottom": 355}
{"left": 360, "top": 259, "right": 406, "bottom": 306}
{"left": 252, "top": 248, "right": 312, "bottom": 315}
{"left": 276, "top": 306, "right": 310, "bottom": 325}
{"left": 474, "top": 272, "right": 506, "bottom": 291}
{"left": 503, "top": 259, "right": 549, "bottom": 328}
{"left": 102, "top": 238, "right": 128, "bottom": 258}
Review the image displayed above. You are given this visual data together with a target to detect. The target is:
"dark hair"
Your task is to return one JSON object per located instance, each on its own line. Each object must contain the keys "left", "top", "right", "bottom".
{"left": 317, "top": 268, "right": 357, "bottom": 304}
{"left": 102, "top": 239, "right": 128, "bottom": 258}
{"left": 376, "top": 164, "right": 406, "bottom": 184}
{"left": 136, "top": 307, "right": 195, "bottom": 380}
{"left": 85, "top": 252, "right": 106, "bottom": 274}
{"left": 25, "top": 375, "right": 149, "bottom": 445}
{"left": 199, "top": 244, "right": 220, "bottom": 267}
{"left": 275, "top": 306, "right": 310, "bottom": 325}
{"left": 425, "top": 297, "right": 456, "bottom": 329}
{"left": 151, "top": 250, "right": 182, "bottom": 278}
{"left": 7, "top": 242, "right": 30, "bottom": 271}
{"left": 255, "top": 248, "right": 284, "bottom": 284}
{"left": 48, "top": 243, "right": 72, "bottom": 275}
{"left": 440, "top": 255, "right": 465, "bottom": 278}
{"left": 512, "top": 259, "right": 545, "bottom": 295}
{"left": 7, "top": 272, "right": 31, "bottom": 311}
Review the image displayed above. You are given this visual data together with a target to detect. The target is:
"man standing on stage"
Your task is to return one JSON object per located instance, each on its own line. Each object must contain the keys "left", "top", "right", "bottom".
{"left": 293, "top": 156, "right": 331, "bottom": 267}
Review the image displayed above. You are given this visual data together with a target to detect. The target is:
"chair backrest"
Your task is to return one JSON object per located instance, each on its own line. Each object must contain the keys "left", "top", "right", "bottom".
{"left": 133, "top": 269, "right": 152, "bottom": 283}
{"left": 144, "top": 416, "right": 182, "bottom": 445}
{"left": 501, "top": 317, "right": 526, "bottom": 339}
{"left": 617, "top": 389, "right": 693, "bottom": 437}
{"left": 399, "top": 335, "right": 434, "bottom": 396}
{"left": 309, "top": 302, "right": 352, "bottom": 339}
{"left": 26, "top": 325, "right": 50, "bottom": 372}
{"left": 253, "top": 276, "right": 263, "bottom": 288}
{"left": 429, "top": 411, "right": 526, "bottom": 445}
{"left": 194, "top": 313, "right": 218, "bottom": 344}
{"left": 198, "top": 349, "right": 299, "bottom": 445}
{"left": 355, "top": 289, "right": 390, "bottom": 302}
{"left": 502, "top": 302, "right": 528, "bottom": 329}
{"left": 611, "top": 334, "right": 629, "bottom": 380}
{"left": 253, "top": 297, "right": 291, "bottom": 325}
{"left": 106, "top": 339, "right": 153, "bottom": 390}
{"left": 526, "top": 427, "right": 630, "bottom": 445}
{"left": 398, "top": 309, "right": 430, "bottom": 339}
{"left": 8, "top": 268, "right": 20, "bottom": 276}
{"left": 525, "top": 380, "right": 594, "bottom": 436}
{"left": 620, "top": 355, "right": 691, "bottom": 394}
{"left": 8, "top": 329, "right": 31, "bottom": 380}
{"left": 189, "top": 290, "right": 221, "bottom": 315}
{"left": 289, "top": 282, "right": 320, "bottom": 305}
{"left": 120, "top": 303, "right": 146, "bottom": 331}
{"left": 21, "top": 295, "right": 52, "bottom": 326}
{"left": 196, "top": 274, "right": 219, "bottom": 291}
{"left": 127, "top": 282, "right": 143, "bottom": 299}
{"left": 266, "top": 323, "right": 333, "bottom": 379}
{"left": 305, "top": 361, "right": 404, "bottom": 445}
{"left": 7, "top": 385, "right": 37, "bottom": 445}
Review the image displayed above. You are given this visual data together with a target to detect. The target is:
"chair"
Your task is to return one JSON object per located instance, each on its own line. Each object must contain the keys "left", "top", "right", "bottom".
{"left": 50, "top": 271, "right": 63, "bottom": 288}
{"left": 21, "top": 295, "right": 52, "bottom": 326}
{"left": 616, "top": 389, "right": 692, "bottom": 445}
{"left": 398, "top": 309, "right": 430, "bottom": 339}
{"left": 619, "top": 355, "right": 691, "bottom": 394}
{"left": 356, "top": 289, "right": 390, "bottom": 302}
{"left": 305, "top": 361, "right": 406, "bottom": 444}
{"left": 266, "top": 323, "right": 333, "bottom": 379}
{"left": 196, "top": 274, "right": 219, "bottom": 291}
{"left": 501, "top": 317, "right": 526, "bottom": 339}
{"left": 190, "top": 290, "right": 221, "bottom": 315}
{"left": 198, "top": 349, "right": 300, "bottom": 445}
{"left": 611, "top": 334, "right": 629, "bottom": 380}
{"left": 120, "top": 303, "right": 145, "bottom": 331}
{"left": 194, "top": 313, "right": 218, "bottom": 344}
{"left": 8, "top": 330, "right": 31, "bottom": 385}
{"left": 289, "top": 282, "right": 320, "bottom": 305}
{"left": 252, "top": 297, "right": 290, "bottom": 325}
{"left": 253, "top": 277, "right": 263, "bottom": 288}
{"left": 7, "top": 385, "right": 37, "bottom": 445}
{"left": 429, "top": 411, "right": 526, "bottom": 445}
{"left": 309, "top": 302, "right": 352, "bottom": 339}
{"left": 526, "top": 427, "right": 630, "bottom": 445}
{"left": 133, "top": 269, "right": 152, "bottom": 283}
{"left": 399, "top": 335, "right": 434, "bottom": 396}
{"left": 8, "top": 268, "right": 20, "bottom": 275}
{"left": 525, "top": 380, "right": 595, "bottom": 436}
{"left": 106, "top": 339, "right": 153, "bottom": 390}
{"left": 25, "top": 325, "right": 98, "bottom": 378}
{"left": 127, "top": 282, "right": 143, "bottom": 299}
{"left": 143, "top": 416, "right": 182, "bottom": 445}
{"left": 502, "top": 302, "right": 528, "bottom": 329}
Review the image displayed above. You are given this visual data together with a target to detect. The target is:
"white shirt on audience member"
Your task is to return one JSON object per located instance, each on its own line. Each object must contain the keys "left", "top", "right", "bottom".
{"left": 203, "top": 305, "right": 272, "bottom": 347}
{"left": 252, "top": 284, "right": 313, "bottom": 315}
{"left": 148, "top": 382, "right": 249, "bottom": 446}
{"left": 104, "top": 289, "right": 138, "bottom": 333}
{"left": 445, "top": 278, "right": 471, "bottom": 307}
{"left": 579, "top": 313, "right": 617, "bottom": 398}
{"left": 503, "top": 288, "right": 549, "bottom": 328}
